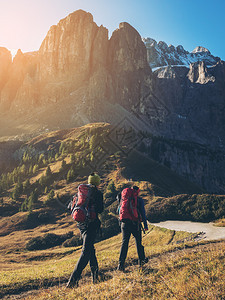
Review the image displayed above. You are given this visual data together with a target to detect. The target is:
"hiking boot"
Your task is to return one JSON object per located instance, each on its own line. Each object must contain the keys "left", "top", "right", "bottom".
{"left": 66, "top": 277, "right": 79, "bottom": 288}
{"left": 139, "top": 257, "right": 149, "bottom": 266}
{"left": 117, "top": 264, "right": 125, "bottom": 272}
{"left": 92, "top": 270, "right": 99, "bottom": 284}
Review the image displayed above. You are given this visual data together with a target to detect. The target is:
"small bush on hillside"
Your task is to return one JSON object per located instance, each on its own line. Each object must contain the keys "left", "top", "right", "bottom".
{"left": 62, "top": 236, "right": 82, "bottom": 247}
{"left": 26, "top": 231, "right": 73, "bottom": 250}
{"left": 25, "top": 211, "right": 55, "bottom": 228}
{"left": 99, "top": 210, "right": 120, "bottom": 240}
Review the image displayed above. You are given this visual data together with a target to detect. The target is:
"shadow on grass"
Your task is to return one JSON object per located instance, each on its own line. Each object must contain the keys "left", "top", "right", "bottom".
{"left": 1, "top": 258, "right": 158, "bottom": 298}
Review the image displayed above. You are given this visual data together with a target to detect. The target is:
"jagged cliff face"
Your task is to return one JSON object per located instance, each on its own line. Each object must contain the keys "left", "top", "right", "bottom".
{"left": 0, "top": 10, "right": 152, "bottom": 117}
{"left": 0, "top": 48, "right": 12, "bottom": 90}
{"left": 108, "top": 22, "right": 152, "bottom": 108}
{"left": 0, "top": 10, "right": 224, "bottom": 193}
{"left": 38, "top": 11, "right": 108, "bottom": 84}
{"left": 133, "top": 60, "right": 225, "bottom": 193}
{"left": 147, "top": 61, "right": 225, "bottom": 148}
{"left": 138, "top": 137, "right": 225, "bottom": 193}
{"left": 0, "top": 11, "right": 109, "bottom": 112}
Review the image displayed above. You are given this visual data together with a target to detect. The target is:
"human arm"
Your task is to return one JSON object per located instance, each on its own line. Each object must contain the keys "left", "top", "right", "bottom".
{"left": 138, "top": 197, "right": 148, "bottom": 230}
{"left": 95, "top": 190, "right": 104, "bottom": 214}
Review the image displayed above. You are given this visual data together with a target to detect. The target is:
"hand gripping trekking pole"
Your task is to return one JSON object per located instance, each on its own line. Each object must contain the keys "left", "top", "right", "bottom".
{"left": 140, "top": 222, "right": 145, "bottom": 234}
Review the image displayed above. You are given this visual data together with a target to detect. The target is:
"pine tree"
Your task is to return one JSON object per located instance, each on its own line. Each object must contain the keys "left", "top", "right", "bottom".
{"left": 60, "top": 159, "right": 67, "bottom": 172}
{"left": 46, "top": 166, "right": 52, "bottom": 178}
{"left": 27, "top": 193, "right": 35, "bottom": 212}
{"left": 20, "top": 198, "right": 28, "bottom": 212}
{"left": 33, "top": 164, "right": 39, "bottom": 174}
{"left": 23, "top": 179, "right": 31, "bottom": 195}
{"left": 67, "top": 168, "right": 75, "bottom": 182}
{"left": 45, "top": 190, "right": 55, "bottom": 205}
{"left": 20, "top": 164, "right": 26, "bottom": 175}
{"left": 70, "top": 154, "right": 76, "bottom": 164}
{"left": 28, "top": 165, "right": 33, "bottom": 175}
{"left": 38, "top": 153, "right": 45, "bottom": 165}
{"left": 11, "top": 183, "right": 22, "bottom": 200}
{"left": 39, "top": 175, "right": 47, "bottom": 187}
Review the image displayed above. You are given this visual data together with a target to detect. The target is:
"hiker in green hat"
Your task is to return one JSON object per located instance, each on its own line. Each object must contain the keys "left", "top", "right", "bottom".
{"left": 66, "top": 172, "right": 103, "bottom": 288}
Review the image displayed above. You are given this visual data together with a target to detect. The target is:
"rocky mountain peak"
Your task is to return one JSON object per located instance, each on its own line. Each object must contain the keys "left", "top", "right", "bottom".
{"left": 158, "top": 41, "right": 169, "bottom": 51}
{"left": 192, "top": 46, "right": 210, "bottom": 54}
{"left": 110, "top": 22, "right": 149, "bottom": 72}
{"left": 176, "top": 45, "right": 188, "bottom": 55}
{"left": 38, "top": 9, "right": 108, "bottom": 82}
{"left": 142, "top": 37, "right": 157, "bottom": 47}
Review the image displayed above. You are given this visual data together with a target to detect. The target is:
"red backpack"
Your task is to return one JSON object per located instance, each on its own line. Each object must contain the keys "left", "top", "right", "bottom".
{"left": 70, "top": 184, "right": 96, "bottom": 222}
{"left": 119, "top": 188, "right": 139, "bottom": 221}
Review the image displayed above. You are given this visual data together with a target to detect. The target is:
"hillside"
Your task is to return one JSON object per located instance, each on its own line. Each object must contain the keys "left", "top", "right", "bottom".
{"left": 1, "top": 122, "right": 224, "bottom": 227}
{"left": 1, "top": 225, "right": 225, "bottom": 299}
{"left": 0, "top": 10, "right": 224, "bottom": 195}
{"left": 0, "top": 123, "right": 203, "bottom": 219}
{"left": 0, "top": 123, "right": 225, "bottom": 298}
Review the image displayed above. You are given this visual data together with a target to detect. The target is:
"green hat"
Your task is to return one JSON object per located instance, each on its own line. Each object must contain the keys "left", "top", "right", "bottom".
{"left": 88, "top": 173, "right": 101, "bottom": 186}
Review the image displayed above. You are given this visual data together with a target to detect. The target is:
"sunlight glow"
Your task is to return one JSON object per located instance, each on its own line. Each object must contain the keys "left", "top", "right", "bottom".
{"left": 9, "top": 49, "right": 18, "bottom": 60}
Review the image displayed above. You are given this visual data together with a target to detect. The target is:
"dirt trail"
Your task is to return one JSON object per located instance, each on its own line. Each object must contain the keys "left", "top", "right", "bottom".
{"left": 151, "top": 221, "right": 225, "bottom": 240}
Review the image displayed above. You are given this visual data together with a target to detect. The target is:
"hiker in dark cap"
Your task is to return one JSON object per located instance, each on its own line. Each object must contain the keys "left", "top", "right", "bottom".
{"left": 117, "top": 186, "right": 148, "bottom": 271}
{"left": 66, "top": 173, "right": 103, "bottom": 288}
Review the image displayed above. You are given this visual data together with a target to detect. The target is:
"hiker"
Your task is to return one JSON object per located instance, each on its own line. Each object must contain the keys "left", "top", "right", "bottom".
{"left": 66, "top": 173, "right": 104, "bottom": 288}
{"left": 117, "top": 186, "right": 148, "bottom": 271}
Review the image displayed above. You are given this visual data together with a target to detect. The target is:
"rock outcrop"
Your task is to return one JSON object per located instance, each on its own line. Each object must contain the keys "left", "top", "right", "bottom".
{"left": 0, "top": 48, "right": 12, "bottom": 90}
{"left": 108, "top": 22, "right": 152, "bottom": 108}
{"left": 187, "top": 61, "right": 215, "bottom": 84}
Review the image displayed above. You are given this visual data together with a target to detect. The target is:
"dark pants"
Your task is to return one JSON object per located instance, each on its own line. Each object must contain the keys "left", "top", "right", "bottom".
{"left": 119, "top": 220, "right": 145, "bottom": 267}
{"left": 68, "top": 219, "right": 100, "bottom": 283}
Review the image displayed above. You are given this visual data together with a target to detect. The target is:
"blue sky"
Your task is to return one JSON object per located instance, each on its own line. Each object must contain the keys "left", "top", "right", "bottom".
{"left": 0, "top": 0, "right": 224, "bottom": 60}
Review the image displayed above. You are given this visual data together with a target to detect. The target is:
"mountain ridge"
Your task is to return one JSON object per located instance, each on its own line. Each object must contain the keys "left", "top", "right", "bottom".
{"left": 143, "top": 37, "right": 220, "bottom": 68}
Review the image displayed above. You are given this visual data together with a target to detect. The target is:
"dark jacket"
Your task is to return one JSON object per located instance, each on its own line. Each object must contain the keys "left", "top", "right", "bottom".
{"left": 137, "top": 197, "right": 148, "bottom": 230}
{"left": 91, "top": 186, "right": 104, "bottom": 215}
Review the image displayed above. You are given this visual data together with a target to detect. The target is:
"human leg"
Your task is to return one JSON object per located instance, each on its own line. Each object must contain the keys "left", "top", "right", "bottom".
{"left": 89, "top": 245, "right": 99, "bottom": 283}
{"left": 118, "top": 221, "right": 131, "bottom": 270}
{"left": 67, "top": 222, "right": 98, "bottom": 287}
{"left": 131, "top": 222, "right": 145, "bottom": 265}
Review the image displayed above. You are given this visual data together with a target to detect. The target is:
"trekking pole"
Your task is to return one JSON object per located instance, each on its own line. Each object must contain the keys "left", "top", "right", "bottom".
{"left": 140, "top": 222, "right": 145, "bottom": 234}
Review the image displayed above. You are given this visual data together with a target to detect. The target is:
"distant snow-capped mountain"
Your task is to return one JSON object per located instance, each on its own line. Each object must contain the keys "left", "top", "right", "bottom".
{"left": 142, "top": 37, "right": 220, "bottom": 69}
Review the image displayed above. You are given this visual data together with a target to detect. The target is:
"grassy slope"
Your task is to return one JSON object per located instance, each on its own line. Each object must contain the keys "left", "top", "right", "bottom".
{"left": 0, "top": 123, "right": 225, "bottom": 298}
{"left": 0, "top": 227, "right": 224, "bottom": 299}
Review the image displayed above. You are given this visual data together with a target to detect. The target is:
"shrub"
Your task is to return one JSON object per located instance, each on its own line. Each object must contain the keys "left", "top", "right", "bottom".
{"left": 26, "top": 231, "right": 73, "bottom": 250}
{"left": 62, "top": 236, "right": 82, "bottom": 247}
{"left": 146, "top": 194, "right": 225, "bottom": 223}
{"left": 25, "top": 211, "right": 54, "bottom": 228}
